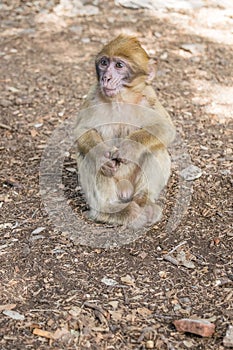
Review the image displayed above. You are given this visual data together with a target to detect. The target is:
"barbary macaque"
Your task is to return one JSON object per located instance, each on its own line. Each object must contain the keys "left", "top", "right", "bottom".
{"left": 74, "top": 34, "right": 175, "bottom": 229}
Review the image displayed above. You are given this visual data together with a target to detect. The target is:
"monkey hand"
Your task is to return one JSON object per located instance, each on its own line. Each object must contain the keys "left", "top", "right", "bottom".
{"left": 100, "top": 156, "right": 119, "bottom": 177}
{"left": 97, "top": 147, "right": 123, "bottom": 177}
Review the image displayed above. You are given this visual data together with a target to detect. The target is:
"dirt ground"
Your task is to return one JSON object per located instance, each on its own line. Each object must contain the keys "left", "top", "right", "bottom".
{"left": 0, "top": 1, "right": 232, "bottom": 349}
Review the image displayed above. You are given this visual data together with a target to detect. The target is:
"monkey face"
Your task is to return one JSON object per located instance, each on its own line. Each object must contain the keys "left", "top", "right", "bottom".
{"left": 96, "top": 56, "right": 131, "bottom": 98}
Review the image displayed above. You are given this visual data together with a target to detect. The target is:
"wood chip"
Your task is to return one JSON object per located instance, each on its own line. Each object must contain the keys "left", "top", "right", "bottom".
{"left": 0, "top": 304, "right": 16, "bottom": 312}
{"left": 33, "top": 328, "right": 55, "bottom": 339}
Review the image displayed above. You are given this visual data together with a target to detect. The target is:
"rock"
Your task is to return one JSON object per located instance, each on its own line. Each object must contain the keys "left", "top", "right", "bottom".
{"left": 31, "top": 227, "right": 46, "bottom": 235}
{"left": 180, "top": 165, "right": 202, "bottom": 181}
{"left": 173, "top": 318, "right": 215, "bottom": 337}
{"left": 54, "top": 0, "right": 99, "bottom": 17}
{"left": 223, "top": 325, "right": 233, "bottom": 347}
{"left": 69, "top": 25, "right": 83, "bottom": 34}
{"left": 101, "top": 277, "right": 118, "bottom": 286}
{"left": 35, "top": 12, "right": 67, "bottom": 27}
{"left": 145, "top": 340, "right": 154, "bottom": 349}
{"left": 180, "top": 43, "right": 205, "bottom": 55}
{"left": 3, "top": 310, "right": 25, "bottom": 321}
{"left": 115, "top": 0, "right": 204, "bottom": 10}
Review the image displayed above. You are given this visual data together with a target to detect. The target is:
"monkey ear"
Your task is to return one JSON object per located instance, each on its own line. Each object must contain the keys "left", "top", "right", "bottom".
{"left": 146, "top": 58, "right": 157, "bottom": 84}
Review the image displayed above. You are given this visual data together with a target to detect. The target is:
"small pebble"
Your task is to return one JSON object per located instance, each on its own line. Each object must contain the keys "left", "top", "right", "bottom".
{"left": 145, "top": 340, "right": 154, "bottom": 349}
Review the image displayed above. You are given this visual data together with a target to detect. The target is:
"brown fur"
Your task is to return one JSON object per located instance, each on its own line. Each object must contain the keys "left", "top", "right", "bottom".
{"left": 74, "top": 35, "right": 175, "bottom": 229}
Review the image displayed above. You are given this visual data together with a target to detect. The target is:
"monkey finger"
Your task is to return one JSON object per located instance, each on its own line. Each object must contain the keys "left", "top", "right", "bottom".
{"left": 100, "top": 161, "right": 118, "bottom": 177}
{"left": 104, "top": 151, "right": 111, "bottom": 159}
{"left": 118, "top": 157, "right": 129, "bottom": 164}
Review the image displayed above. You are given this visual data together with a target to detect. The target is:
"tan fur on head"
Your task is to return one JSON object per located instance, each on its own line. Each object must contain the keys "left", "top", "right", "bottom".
{"left": 96, "top": 34, "right": 150, "bottom": 74}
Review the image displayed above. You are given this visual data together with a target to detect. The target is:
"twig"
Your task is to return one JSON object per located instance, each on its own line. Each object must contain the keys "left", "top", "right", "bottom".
{"left": 138, "top": 326, "right": 156, "bottom": 342}
{"left": 161, "top": 335, "right": 176, "bottom": 350}
{"left": 84, "top": 302, "right": 108, "bottom": 324}
{"left": 0, "top": 123, "right": 12, "bottom": 131}
{"left": 121, "top": 287, "right": 129, "bottom": 305}
{"left": 153, "top": 313, "right": 174, "bottom": 320}
{"left": 166, "top": 240, "right": 187, "bottom": 255}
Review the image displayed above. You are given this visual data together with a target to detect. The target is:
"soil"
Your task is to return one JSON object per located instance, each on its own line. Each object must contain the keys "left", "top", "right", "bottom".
{"left": 0, "top": 1, "right": 232, "bottom": 349}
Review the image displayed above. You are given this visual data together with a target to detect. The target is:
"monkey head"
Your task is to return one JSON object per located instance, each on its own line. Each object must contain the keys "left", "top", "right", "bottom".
{"left": 95, "top": 34, "right": 150, "bottom": 98}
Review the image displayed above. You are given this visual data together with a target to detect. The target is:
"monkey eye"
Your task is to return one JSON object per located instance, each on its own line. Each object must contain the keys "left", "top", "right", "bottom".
{"left": 100, "top": 57, "right": 108, "bottom": 66}
{"left": 115, "top": 61, "right": 124, "bottom": 69}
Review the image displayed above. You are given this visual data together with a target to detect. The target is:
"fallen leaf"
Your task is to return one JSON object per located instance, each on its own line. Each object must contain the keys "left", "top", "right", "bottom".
{"left": 137, "top": 307, "right": 152, "bottom": 317}
{"left": 68, "top": 306, "right": 82, "bottom": 317}
{"left": 53, "top": 327, "right": 71, "bottom": 340}
{"left": 176, "top": 250, "right": 195, "bottom": 269}
{"left": 120, "top": 274, "right": 135, "bottom": 286}
{"left": 30, "top": 129, "right": 38, "bottom": 137}
{"left": 108, "top": 301, "right": 119, "bottom": 310}
{"left": 109, "top": 310, "right": 123, "bottom": 322}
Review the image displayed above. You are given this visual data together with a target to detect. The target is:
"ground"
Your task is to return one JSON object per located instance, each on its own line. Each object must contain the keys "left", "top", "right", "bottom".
{"left": 0, "top": 1, "right": 232, "bottom": 349}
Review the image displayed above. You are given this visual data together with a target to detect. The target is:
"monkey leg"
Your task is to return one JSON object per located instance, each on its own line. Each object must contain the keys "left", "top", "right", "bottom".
{"left": 78, "top": 154, "right": 166, "bottom": 229}
{"left": 135, "top": 149, "right": 171, "bottom": 202}
{"left": 121, "top": 149, "right": 170, "bottom": 228}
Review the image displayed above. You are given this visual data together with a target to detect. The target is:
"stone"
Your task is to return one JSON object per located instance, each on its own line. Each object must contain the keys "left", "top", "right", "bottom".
{"left": 223, "top": 325, "right": 233, "bottom": 347}
{"left": 173, "top": 318, "right": 215, "bottom": 337}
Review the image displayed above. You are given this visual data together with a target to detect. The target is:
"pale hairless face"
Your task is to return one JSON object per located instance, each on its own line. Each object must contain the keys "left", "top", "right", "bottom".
{"left": 96, "top": 56, "right": 131, "bottom": 97}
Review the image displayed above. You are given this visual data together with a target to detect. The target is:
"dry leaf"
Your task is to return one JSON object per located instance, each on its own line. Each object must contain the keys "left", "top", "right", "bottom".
{"left": 120, "top": 274, "right": 135, "bottom": 286}
{"left": 137, "top": 307, "right": 152, "bottom": 317}
{"left": 176, "top": 250, "right": 195, "bottom": 269}
{"left": 109, "top": 310, "right": 123, "bottom": 322}
{"left": 53, "top": 327, "right": 71, "bottom": 340}
{"left": 68, "top": 306, "right": 82, "bottom": 317}
{"left": 108, "top": 301, "right": 118, "bottom": 310}
{"left": 30, "top": 129, "right": 38, "bottom": 137}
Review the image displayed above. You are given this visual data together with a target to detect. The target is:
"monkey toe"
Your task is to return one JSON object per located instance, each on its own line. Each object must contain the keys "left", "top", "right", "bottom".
{"left": 144, "top": 203, "right": 162, "bottom": 225}
{"left": 117, "top": 179, "right": 134, "bottom": 203}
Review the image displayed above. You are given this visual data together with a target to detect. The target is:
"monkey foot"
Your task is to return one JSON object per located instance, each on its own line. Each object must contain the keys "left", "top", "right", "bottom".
{"left": 128, "top": 203, "right": 162, "bottom": 230}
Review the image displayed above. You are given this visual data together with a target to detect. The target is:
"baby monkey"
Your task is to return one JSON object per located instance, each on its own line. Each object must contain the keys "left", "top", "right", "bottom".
{"left": 74, "top": 34, "right": 175, "bottom": 229}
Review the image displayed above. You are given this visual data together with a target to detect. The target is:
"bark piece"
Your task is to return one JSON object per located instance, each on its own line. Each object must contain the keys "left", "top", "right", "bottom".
{"left": 173, "top": 318, "right": 215, "bottom": 337}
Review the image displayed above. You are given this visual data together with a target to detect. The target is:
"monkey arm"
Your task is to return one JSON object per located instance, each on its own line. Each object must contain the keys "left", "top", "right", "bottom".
{"left": 76, "top": 129, "right": 104, "bottom": 156}
{"left": 77, "top": 129, "right": 120, "bottom": 177}
{"left": 127, "top": 129, "right": 166, "bottom": 152}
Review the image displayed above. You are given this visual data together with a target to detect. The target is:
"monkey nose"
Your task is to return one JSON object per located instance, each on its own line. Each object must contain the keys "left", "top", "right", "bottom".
{"left": 103, "top": 75, "right": 112, "bottom": 83}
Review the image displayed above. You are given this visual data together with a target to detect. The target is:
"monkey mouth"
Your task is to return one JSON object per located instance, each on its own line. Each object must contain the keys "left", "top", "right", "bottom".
{"left": 102, "top": 87, "right": 119, "bottom": 97}
{"left": 103, "top": 88, "right": 117, "bottom": 97}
